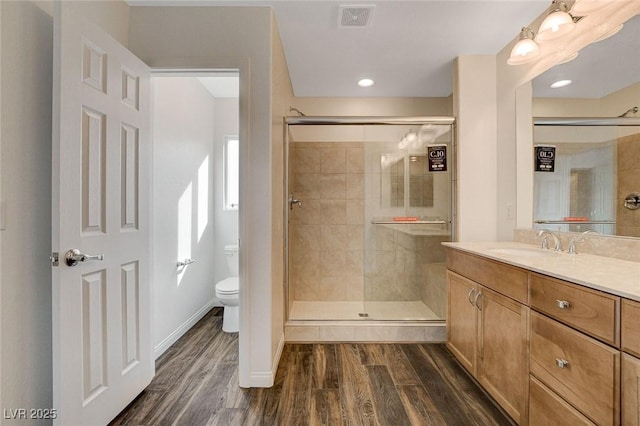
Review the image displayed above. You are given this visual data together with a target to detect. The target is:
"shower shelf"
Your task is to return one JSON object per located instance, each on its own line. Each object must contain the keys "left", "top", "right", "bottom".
{"left": 372, "top": 220, "right": 450, "bottom": 237}
{"left": 534, "top": 220, "right": 615, "bottom": 225}
{"left": 371, "top": 220, "right": 448, "bottom": 225}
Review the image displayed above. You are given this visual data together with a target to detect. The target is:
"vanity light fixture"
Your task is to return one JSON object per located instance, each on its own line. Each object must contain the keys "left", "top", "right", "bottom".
{"left": 593, "top": 23, "right": 623, "bottom": 42}
{"left": 556, "top": 51, "right": 579, "bottom": 64}
{"left": 508, "top": 27, "right": 541, "bottom": 65}
{"left": 570, "top": 0, "right": 609, "bottom": 16}
{"left": 357, "top": 78, "right": 375, "bottom": 88}
{"left": 550, "top": 79, "right": 573, "bottom": 88}
{"left": 536, "top": 0, "right": 576, "bottom": 42}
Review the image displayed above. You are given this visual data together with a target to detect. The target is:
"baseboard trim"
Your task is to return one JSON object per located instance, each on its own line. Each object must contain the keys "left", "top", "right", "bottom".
{"left": 153, "top": 299, "right": 216, "bottom": 359}
{"left": 247, "top": 332, "right": 284, "bottom": 388}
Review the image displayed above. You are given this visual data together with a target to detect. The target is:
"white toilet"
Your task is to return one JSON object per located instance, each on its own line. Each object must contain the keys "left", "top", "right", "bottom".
{"left": 215, "top": 244, "right": 240, "bottom": 333}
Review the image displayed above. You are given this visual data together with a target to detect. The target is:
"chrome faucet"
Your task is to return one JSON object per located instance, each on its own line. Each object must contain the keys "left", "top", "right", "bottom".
{"left": 537, "top": 230, "right": 562, "bottom": 251}
{"left": 567, "top": 229, "right": 601, "bottom": 254}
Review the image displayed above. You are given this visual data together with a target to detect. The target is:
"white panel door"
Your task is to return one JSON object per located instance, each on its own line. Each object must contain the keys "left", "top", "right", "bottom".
{"left": 52, "top": 3, "right": 153, "bottom": 425}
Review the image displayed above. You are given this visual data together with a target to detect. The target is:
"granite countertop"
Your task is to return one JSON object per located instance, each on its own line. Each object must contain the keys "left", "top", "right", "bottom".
{"left": 443, "top": 241, "right": 640, "bottom": 302}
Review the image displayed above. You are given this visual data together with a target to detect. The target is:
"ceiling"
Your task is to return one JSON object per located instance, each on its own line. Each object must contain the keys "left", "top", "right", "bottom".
{"left": 130, "top": 1, "right": 636, "bottom": 99}
{"left": 198, "top": 75, "right": 240, "bottom": 98}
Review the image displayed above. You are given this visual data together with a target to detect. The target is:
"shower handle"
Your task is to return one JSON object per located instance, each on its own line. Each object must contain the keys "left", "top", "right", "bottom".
{"left": 289, "top": 193, "right": 303, "bottom": 210}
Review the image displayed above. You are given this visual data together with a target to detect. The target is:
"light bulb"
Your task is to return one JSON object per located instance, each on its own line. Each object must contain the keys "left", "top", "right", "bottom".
{"left": 508, "top": 28, "right": 540, "bottom": 65}
{"left": 536, "top": 1, "right": 576, "bottom": 42}
{"left": 357, "top": 78, "right": 374, "bottom": 88}
{"left": 550, "top": 79, "right": 572, "bottom": 88}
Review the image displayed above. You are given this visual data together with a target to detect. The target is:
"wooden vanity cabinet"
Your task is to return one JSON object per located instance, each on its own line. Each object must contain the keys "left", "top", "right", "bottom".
{"left": 530, "top": 273, "right": 619, "bottom": 346}
{"left": 621, "top": 299, "right": 640, "bottom": 425}
{"left": 446, "top": 250, "right": 529, "bottom": 425}
{"left": 529, "top": 376, "right": 595, "bottom": 426}
{"left": 446, "top": 247, "right": 628, "bottom": 426}
{"left": 530, "top": 311, "right": 620, "bottom": 425}
{"left": 476, "top": 286, "right": 529, "bottom": 424}
{"left": 446, "top": 271, "right": 478, "bottom": 374}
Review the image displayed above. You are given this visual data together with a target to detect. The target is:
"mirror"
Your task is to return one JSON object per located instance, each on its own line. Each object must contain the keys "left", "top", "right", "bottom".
{"left": 531, "top": 14, "right": 640, "bottom": 238}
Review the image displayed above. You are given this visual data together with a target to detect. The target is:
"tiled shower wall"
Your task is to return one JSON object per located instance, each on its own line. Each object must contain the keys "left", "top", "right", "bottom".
{"left": 617, "top": 132, "right": 640, "bottom": 237}
{"left": 289, "top": 142, "right": 366, "bottom": 301}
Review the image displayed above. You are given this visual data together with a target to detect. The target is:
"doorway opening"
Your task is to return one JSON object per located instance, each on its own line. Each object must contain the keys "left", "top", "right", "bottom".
{"left": 149, "top": 71, "right": 240, "bottom": 358}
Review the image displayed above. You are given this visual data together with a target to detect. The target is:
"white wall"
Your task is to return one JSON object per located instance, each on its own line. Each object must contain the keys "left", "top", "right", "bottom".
{"left": 129, "top": 6, "right": 277, "bottom": 387}
{"left": 1, "top": 2, "right": 54, "bottom": 420}
{"left": 151, "top": 77, "right": 217, "bottom": 357}
{"left": 269, "top": 15, "right": 293, "bottom": 372}
{"left": 213, "top": 97, "right": 239, "bottom": 284}
{"left": 453, "top": 56, "right": 498, "bottom": 241}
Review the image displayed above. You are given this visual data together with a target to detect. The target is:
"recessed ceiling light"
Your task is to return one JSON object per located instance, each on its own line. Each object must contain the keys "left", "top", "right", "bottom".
{"left": 550, "top": 79, "right": 573, "bottom": 89}
{"left": 357, "top": 78, "right": 375, "bottom": 88}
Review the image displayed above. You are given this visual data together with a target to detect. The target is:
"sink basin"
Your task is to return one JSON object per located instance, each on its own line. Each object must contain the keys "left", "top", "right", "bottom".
{"left": 488, "top": 247, "right": 560, "bottom": 258}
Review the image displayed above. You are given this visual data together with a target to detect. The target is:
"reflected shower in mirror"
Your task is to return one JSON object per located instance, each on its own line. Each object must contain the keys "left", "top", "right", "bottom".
{"left": 533, "top": 121, "right": 640, "bottom": 237}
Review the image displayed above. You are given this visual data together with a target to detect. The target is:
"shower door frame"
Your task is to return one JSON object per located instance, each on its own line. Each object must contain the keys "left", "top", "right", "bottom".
{"left": 283, "top": 116, "right": 456, "bottom": 322}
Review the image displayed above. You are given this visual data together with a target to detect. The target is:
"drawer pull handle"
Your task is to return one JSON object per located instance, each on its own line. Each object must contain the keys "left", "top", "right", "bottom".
{"left": 473, "top": 291, "right": 483, "bottom": 311}
{"left": 555, "top": 358, "right": 569, "bottom": 369}
{"left": 556, "top": 299, "right": 570, "bottom": 309}
{"left": 467, "top": 288, "right": 476, "bottom": 305}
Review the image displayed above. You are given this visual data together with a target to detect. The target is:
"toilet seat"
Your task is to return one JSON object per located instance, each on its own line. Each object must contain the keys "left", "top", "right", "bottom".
{"left": 216, "top": 277, "right": 239, "bottom": 295}
{"left": 215, "top": 277, "right": 239, "bottom": 333}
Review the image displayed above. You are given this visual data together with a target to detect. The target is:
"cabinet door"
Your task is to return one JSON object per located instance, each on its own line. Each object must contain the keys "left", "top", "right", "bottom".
{"left": 477, "top": 286, "right": 530, "bottom": 425}
{"left": 530, "top": 376, "right": 595, "bottom": 426}
{"left": 623, "top": 353, "right": 640, "bottom": 426}
{"left": 446, "top": 271, "right": 477, "bottom": 375}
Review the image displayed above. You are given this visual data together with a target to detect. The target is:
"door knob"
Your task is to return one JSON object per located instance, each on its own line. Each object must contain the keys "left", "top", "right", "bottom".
{"left": 65, "top": 249, "right": 104, "bottom": 267}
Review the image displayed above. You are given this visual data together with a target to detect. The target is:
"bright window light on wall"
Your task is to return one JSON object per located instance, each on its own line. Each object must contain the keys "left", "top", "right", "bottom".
{"left": 197, "top": 156, "right": 209, "bottom": 242}
{"left": 224, "top": 136, "right": 239, "bottom": 211}
{"left": 177, "top": 183, "right": 192, "bottom": 286}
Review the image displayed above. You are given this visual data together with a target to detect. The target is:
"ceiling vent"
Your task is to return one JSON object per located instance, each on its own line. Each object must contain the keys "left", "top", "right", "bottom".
{"left": 338, "top": 5, "right": 375, "bottom": 28}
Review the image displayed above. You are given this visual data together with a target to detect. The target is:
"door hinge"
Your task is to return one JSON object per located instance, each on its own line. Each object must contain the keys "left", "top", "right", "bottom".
{"left": 50, "top": 252, "right": 59, "bottom": 267}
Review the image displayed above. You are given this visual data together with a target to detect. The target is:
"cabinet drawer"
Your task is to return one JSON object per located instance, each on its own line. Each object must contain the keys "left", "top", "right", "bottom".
{"left": 530, "top": 273, "right": 619, "bottom": 346}
{"left": 529, "top": 376, "right": 595, "bottom": 426}
{"left": 530, "top": 312, "right": 620, "bottom": 426}
{"left": 622, "top": 299, "right": 640, "bottom": 357}
{"left": 623, "top": 353, "right": 640, "bottom": 426}
{"left": 446, "top": 248, "right": 528, "bottom": 303}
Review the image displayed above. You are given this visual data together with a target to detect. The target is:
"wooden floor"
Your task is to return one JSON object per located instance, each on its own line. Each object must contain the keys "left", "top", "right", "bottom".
{"left": 110, "top": 308, "right": 513, "bottom": 426}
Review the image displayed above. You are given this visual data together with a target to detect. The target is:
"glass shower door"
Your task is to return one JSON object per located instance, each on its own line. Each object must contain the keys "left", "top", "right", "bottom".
{"left": 363, "top": 124, "right": 453, "bottom": 320}
{"left": 285, "top": 120, "right": 454, "bottom": 322}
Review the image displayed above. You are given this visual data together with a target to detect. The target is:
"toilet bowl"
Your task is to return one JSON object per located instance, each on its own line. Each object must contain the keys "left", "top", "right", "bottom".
{"left": 215, "top": 244, "right": 239, "bottom": 333}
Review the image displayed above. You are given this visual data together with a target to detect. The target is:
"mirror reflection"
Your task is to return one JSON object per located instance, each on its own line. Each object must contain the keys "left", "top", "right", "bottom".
{"left": 531, "top": 14, "right": 640, "bottom": 238}
{"left": 533, "top": 123, "right": 640, "bottom": 236}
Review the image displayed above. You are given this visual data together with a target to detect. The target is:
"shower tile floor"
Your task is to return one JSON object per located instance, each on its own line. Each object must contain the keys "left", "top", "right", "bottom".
{"left": 289, "top": 301, "right": 440, "bottom": 321}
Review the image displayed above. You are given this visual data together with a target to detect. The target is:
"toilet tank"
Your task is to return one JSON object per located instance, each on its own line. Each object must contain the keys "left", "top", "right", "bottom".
{"left": 224, "top": 244, "right": 239, "bottom": 277}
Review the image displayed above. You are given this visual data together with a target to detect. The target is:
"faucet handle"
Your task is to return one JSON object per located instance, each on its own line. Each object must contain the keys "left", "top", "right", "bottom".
{"left": 569, "top": 229, "right": 599, "bottom": 254}
{"left": 540, "top": 235, "right": 549, "bottom": 249}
